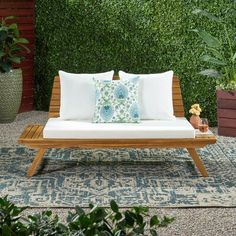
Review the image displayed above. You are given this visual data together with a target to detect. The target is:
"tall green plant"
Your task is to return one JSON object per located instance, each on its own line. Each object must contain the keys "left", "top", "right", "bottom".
{"left": 192, "top": 9, "right": 236, "bottom": 90}
{"left": 0, "top": 16, "right": 30, "bottom": 73}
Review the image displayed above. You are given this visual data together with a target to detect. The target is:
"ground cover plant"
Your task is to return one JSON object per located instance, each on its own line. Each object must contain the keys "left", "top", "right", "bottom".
{"left": 0, "top": 196, "right": 174, "bottom": 236}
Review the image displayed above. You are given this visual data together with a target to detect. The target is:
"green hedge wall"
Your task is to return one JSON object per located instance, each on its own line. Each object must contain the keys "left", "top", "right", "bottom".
{"left": 35, "top": 0, "right": 235, "bottom": 125}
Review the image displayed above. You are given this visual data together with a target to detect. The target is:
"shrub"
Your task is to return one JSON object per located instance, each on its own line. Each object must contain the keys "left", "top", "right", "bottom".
{"left": 0, "top": 196, "right": 174, "bottom": 236}
{"left": 35, "top": 0, "right": 235, "bottom": 125}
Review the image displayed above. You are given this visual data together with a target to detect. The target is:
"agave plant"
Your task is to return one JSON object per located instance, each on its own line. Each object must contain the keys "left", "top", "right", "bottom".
{"left": 0, "top": 16, "right": 30, "bottom": 73}
{"left": 192, "top": 9, "right": 236, "bottom": 91}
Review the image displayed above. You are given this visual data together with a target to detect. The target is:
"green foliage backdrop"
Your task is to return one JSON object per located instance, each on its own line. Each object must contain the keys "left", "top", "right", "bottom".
{"left": 35, "top": 0, "right": 235, "bottom": 125}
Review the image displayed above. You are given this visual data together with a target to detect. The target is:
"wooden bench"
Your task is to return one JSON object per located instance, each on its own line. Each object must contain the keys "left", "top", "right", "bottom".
{"left": 18, "top": 75, "right": 217, "bottom": 177}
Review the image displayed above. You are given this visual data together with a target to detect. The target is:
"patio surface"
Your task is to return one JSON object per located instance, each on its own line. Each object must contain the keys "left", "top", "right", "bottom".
{"left": 0, "top": 111, "right": 236, "bottom": 235}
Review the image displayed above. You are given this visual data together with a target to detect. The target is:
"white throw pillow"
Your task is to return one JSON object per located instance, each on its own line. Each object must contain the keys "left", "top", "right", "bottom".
{"left": 119, "top": 70, "right": 175, "bottom": 120}
{"left": 59, "top": 70, "right": 114, "bottom": 120}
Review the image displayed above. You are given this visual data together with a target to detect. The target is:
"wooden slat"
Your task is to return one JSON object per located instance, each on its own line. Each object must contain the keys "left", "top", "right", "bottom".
{"left": 0, "top": 2, "right": 34, "bottom": 8}
{"left": 36, "top": 126, "right": 44, "bottom": 139}
{"left": 26, "top": 125, "right": 39, "bottom": 139}
{"left": 49, "top": 75, "right": 185, "bottom": 118}
{"left": 32, "top": 126, "right": 43, "bottom": 139}
{"left": 19, "top": 125, "right": 34, "bottom": 139}
{"left": 18, "top": 125, "right": 216, "bottom": 149}
{"left": 0, "top": 9, "right": 34, "bottom": 16}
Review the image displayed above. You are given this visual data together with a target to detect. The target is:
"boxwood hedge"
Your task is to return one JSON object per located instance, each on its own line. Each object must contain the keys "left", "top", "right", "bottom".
{"left": 35, "top": 0, "right": 235, "bottom": 125}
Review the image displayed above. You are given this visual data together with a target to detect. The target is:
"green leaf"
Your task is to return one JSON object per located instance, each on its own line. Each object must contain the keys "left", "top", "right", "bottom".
{"left": 8, "top": 56, "right": 21, "bottom": 64}
{"left": 17, "top": 38, "right": 29, "bottom": 44}
{"left": 0, "top": 51, "right": 5, "bottom": 58}
{"left": 19, "top": 44, "right": 30, "bottom": 53}
{"left": 100, "top": 231, "right": 112, "bottom": 236}
{"left": 115, "top": 212, "right": 122, "bottom": 221}
{"left": 132, "top": 206, "right": 148, "bottom": 214}
{"left": 150, "top": 229, "right": 158, "bottom": 236}
{"left": 200, "top": 55, "right": 227, "bottom": 66}
{"left": 124, "top": 211, "right": 135, "bottom": 227}
{"left": 9, "top": 23, "right": 17, "bottom": 30}
{"left": 233, "top": 52, "right": 236, "bottom": 61}
{"left": 110, "top": 200, "right": 119, "bottom": 213}
{"left": 0, "top": 30, "right": 8, "bottom": 41}
{"left": 150, "top": 215, "right": 160, "bottom": 227}
{"left": 5, "top": 16, "right": 15, "bottom": 21}
{"left": 0, "top": 62, "right": 11, "bottom": 73}
{"left": 192, "top": 9, "right": 221, "bottom": 22}
{"left": 207, "top": 48, "right": 224, "bottom": 60}
{"left": 196, "top": 30, "right": 221, "bottom": 48}
{"left": 75, "top": 206, "right": 85, "bottom": 216}
{"left": 136, "top": 214, "right": 143, "bottom": 225}
{"left": 44, "top": 210, "right": 52, "bottom": 217}
{"left": 160, "top": 216, "right": 175, "bottom": 227}
{"left": 2, "top": 224, "right": 12, "bottom": 236}
{"left": 199, "top": 69, "right": 221, "bottom": 78}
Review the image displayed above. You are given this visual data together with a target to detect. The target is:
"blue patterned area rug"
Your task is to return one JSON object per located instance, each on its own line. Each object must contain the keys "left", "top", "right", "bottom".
{"left": 0, "top": 139, "right": 236, "bottom": 207}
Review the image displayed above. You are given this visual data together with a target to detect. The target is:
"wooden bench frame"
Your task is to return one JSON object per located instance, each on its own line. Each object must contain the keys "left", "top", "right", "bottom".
{"left": 18, "top": 75, "right": 216, "bottom": 177}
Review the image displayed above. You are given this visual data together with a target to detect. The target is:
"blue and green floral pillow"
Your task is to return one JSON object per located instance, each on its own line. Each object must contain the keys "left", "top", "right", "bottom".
{"left": 93, "top": 77, "right": 140, "bottom": 123}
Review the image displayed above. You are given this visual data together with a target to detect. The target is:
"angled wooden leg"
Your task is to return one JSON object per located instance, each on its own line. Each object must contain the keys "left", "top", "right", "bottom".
{"left": 27, "top": 148, "right": 46, "bottom": 177}
{"left": 187, "top": 148, "right": 209, "bottom": 177}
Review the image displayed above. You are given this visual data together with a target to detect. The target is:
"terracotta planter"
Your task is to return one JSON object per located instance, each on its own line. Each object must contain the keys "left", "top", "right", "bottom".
{"left": 217, "top": 90, "right": 236, "bottom": 137}
{"left": 189, "top": 115, "right": 201, "bottom": 129}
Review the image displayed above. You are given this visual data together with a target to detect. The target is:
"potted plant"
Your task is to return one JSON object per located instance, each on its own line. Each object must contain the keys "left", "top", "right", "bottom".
{"left": 192, "top": 9, "right": 236, "bottom": 136}
{"left": 0, "top": 16, "right": 30, "bottom": 123}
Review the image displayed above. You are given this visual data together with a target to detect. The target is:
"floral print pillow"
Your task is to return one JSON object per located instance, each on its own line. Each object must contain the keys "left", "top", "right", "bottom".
{"left": 93, "top": 77, "right": 140, "bottom": 123}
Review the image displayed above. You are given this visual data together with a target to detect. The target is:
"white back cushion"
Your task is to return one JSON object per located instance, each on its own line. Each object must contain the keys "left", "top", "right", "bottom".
{"left": 59, "top": 70, "right": 114, "bottom": 120}
{"left": 119, "top": 70, "right": 175, "bottom": 120}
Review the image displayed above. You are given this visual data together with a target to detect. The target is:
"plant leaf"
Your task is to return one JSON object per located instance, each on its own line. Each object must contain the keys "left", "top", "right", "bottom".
{"left": 110, "top": 200, "right": 119, "bottom": 213}
{"left": 5, "top": 16, "right": 15, "bottom": 21}
{"left": 0, "top": 51, "right": 5, "bottom": 58}
{"left": 200, "top": 54, "right": 227, "bottom": 65}
{"left": 0, "top": 62, "right": 11, "bottom": 73}
{"left": 207, "top": 48, "right": 224, "bottom": 60}
{"left": 75, "top": 206, "right": 85, "bottom": 216}
{"left": 115, "top": 212, "right": 122, "bottom": 221}
{"left": 0, "top": 30, "right": 8, "bottom": 41}
{"left": 150, "top": 215, "right": 160, "bottom": 227}
{"left": 9, "top": 23, "right": 17, "bottom": 30}
{"left": 8, "top": 56, "right": 21, "bottom": 64}
{"left": 233, "top": 52, "right": 236, "bottom": 61}
{"left": 192, "top": 9, "right": 221, "bottom": 22}
{"left": 160, "top": 216, "right": 175, "bottom": 227}
{"left": 199, "top": 69, "right": 221, "bottom": 78}
{"left": 2, "top": 224, "right": 12, "bottom": 236}
{"left": 17, "top": 38, "right": 29, "bottom": 44}
{"left": 19, "top": 44, "right": 30, "bottom": 53}
{"left": 150, "top": 229, "right": 158, "bottom": 236}
{"left": 197, "top": 30, "right": 221, "bottom": 48}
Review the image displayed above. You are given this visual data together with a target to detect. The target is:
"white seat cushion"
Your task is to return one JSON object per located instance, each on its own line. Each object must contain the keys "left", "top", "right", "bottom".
{"left": 43, "top": 117, "right": 195, "bottom": 139}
